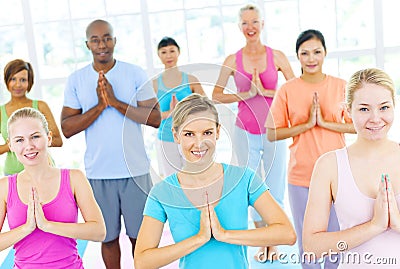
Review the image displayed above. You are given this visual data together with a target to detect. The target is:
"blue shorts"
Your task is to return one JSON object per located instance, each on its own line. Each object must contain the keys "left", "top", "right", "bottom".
{"left": 88, "top": 173, "right": 153, "bottom": 242}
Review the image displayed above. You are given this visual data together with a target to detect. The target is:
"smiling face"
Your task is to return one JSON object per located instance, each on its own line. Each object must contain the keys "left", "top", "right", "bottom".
{"left": 8, "top": 117, "right": 52, "bottom": 167}
{"left": 86, "top": 21, "right": 116, "bottom": 65}
{"left": 350, "top": 83, "right": 394, "bottom": 141}
{"left": 158, "top": 45, "right": 180, "bottom": 69}
{"left": 7, "top": 70, "right": 29, "bottom": 98}
{"left": 239, "top": 9, "right": 263, "bottom": 41}
{"left": 297, "top": 38, "right": 326, "bottom": 75}
{"left": 173, "top": 111, "right": 220, "bottom": 170}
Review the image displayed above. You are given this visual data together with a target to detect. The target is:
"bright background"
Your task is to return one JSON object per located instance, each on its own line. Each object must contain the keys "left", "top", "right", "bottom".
{"left": 1, "top": 0, "right": 400, "bottom": 268}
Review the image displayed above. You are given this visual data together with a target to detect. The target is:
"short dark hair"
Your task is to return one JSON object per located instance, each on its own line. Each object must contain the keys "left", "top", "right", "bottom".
{"left": 157, "top": 37, "right": 180, "bottom": 51}
{"left": 295, "top": 29, "right": 326, "bottom": 55}
{"left": 4, "top": 59, "right": 34, "bottom": 92}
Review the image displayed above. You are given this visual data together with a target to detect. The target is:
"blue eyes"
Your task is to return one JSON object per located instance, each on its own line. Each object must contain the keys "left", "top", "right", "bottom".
{"left": 359, "top": 106, "right": 390, "bottom": 112}
{"left": 14, "top": 135, "right": 41, "bottom": 143}
{"left": 183, "top": 131, "right": 213, "bottom": 137}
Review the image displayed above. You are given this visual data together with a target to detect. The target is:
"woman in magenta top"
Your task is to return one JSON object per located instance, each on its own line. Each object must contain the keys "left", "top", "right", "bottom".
{"left": 0, "top": 107, "right": 105, "bottom": 268}
{"left": 212, "top": 3, "right": 294, "bottom": 262}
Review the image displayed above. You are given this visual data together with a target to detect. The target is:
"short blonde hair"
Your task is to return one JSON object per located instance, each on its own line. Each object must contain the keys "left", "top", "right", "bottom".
{"left": 238, "top": 4, "right": 263, "bottom": 20}
{"left": 8, "top": 107, "right": 49, "bottom": 135}
{"left": 346, "top": 68, "right": 395, "bottom": 109}
{"left": 172, "top": 94, "right": 219, "bottom": 132}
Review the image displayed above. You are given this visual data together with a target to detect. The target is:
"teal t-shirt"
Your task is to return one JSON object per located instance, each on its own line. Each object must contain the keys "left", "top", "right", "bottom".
{"left": 0, "top": 100, "right": 38, "bottom": 175}
{"left": 143, "top": 163, "right": 269, "bottom": 269}
{"left": 156, "top": 72, "right": 193, "bottom": 142}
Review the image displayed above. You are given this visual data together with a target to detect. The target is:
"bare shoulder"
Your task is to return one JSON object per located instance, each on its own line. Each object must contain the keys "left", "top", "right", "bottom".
{"left": 223, "top": 53, "right": 236, "bottom": 68}
{"left": 0, "top": 176, "right": 9, "bottom": 202}
{"left": 315, "top": 150, "right": 338, "bottom": 170}
{"left": 312, "top": 150, "right": 339, "bottom": 188}
{"left": 152, "top": 78, "right": 158, "bottom": 92}
{"left": 272, "top": 49, "right": 289, "bottom": 63}
{"left": 187, "top": 74, "right": 200, "bottom": 83}
{"left": 37, "top": 100, "right": 50, "bottom": 110}
{"left": 68, "top": 169, "right": 87, "bottom": 186}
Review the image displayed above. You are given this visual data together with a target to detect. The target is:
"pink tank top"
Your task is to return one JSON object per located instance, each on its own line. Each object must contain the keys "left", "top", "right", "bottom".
{"left": 334, "top": 148, "right": 400, "bottom": 268}
{"left": 234, "top": 46, "right": 278, "bottom": 134}
{"left": 7, "top": 169, "right": 83, "bottom": 269}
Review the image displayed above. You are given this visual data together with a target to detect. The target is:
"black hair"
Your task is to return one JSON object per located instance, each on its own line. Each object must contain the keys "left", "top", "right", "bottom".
{"left": 295, "top": 29, "right": 326, "bottom": 55}
{"left": 157, "top": 36, "right": 180, "bottom": 51}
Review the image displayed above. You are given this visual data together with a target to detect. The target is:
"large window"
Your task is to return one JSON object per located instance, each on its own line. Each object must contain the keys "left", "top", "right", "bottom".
{"left": 0, "top": 0, "right": 399, "bottom": 173}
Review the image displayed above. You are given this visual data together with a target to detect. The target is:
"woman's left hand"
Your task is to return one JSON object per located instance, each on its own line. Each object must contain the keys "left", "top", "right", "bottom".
{"left": 314, "top": 92, "right": 325, "bottom": 127}
{"left": 387, "top": 176, "right": 400, "bottom": 233}
{"left": 33, "top": 187, "right": 49, "bottom": 231}
{"left": 208, "top": 204, "right": 226, "bottom": 241}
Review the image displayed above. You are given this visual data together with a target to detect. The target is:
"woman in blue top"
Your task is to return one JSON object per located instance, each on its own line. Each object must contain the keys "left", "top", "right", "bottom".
{"left": 153, "top": 37, "right": 205, "bottom": 177}
{"left": 134, "top": 94, "right": 296, "bottom": 269}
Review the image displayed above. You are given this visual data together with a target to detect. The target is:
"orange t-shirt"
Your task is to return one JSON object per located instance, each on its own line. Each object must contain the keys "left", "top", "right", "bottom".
{"left": 266, "top": 75, "right": 351, "bottom": 187}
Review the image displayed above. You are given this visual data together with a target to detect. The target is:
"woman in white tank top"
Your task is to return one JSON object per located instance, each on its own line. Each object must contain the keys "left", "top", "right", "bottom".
{"left": 303, "top": 68, "right": 400, "bottom": 268}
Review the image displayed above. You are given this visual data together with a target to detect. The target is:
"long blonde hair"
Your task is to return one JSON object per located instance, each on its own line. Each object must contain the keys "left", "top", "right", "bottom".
{"left": 8, "top": 107, "right": 49, "bottom": 136}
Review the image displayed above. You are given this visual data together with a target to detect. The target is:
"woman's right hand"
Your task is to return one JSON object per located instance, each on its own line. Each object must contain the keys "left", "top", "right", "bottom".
{"left": 197, "top": 204, "right": 212, "bottom": 244}
{"left": 198, "top": 206, "right": 212, "bottom": 242}
{"left": 170, "top": 94, "right": 178, "bottom": 110}
{"left": 307, "top": 93, "right": 318, "bottom": 129}
{"left": 371, "top": 175, "right": 389, "bottom": 233}
{"left": 248, "top": 69, "right": 260, "bottom": 99}
{"left": 24, "top": 187, "right": 37, "bottom": 234}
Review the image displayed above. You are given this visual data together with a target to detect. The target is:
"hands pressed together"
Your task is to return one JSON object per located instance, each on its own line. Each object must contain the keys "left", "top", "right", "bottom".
{"left": 96, "top": 70, "right": 118, "bottom": 109}
{"left": 307, "top": 92, "right": 326, "bottom": 129}
{"left": 195, "top": 191, "right": 229, "bottom": 245}
{"left": 197, "top": 202, "right": 226, "bottom": 244}
{"left": 25, "top": 187, "right": 50, "bottom": 234}
{"left": 371, "top": 175, "right": 400, "bottom": 233}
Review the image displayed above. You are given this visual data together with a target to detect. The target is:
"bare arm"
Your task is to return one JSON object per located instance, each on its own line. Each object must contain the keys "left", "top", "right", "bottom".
{"left": 34, "top": 169, "right": 106, "bottom": 242}
{"left": 267, "top": 100, "right": 317, "bottom": 141}
{"left": 0, "top": 177, "right": 36, "bottom": 251}
{"left": 101, "top": 73, "right": 161, "bottom": 128}
{"left": 188, "top": 75, "right": 206, "bottom": 96}
{"left": 0, "top": 111, "right": 10, "bottom": 154}
{"left": 210, "top": 191, "right": 296, "bottom": 247}
{"left": 315, "top": 93, "right": 356, "bottom": 134}
{"left": 61, "top": 74, "right": 108, "bottom": 138}
{"left": 212, "top": 54, "right": 255, "bottom": 104}
{"left": 0, "top": 144, "right": 10, "bottom": 155}
{"left": 134, "top": 207, "right": 211, "bottom": 269}
{"left": 303, "top": 152, "right": 385, "bottom": 257}
{"left": 61, "top": 105, "right": 105, "bottom": 138}
{"left": 317, "top": 121, "right": 355, "bottom": 134}
{"left": 267, "top": 122, "right": 313, "bottom": 142}
{"left": 257, "top": 50, "right": 295, "bottom": 98}
{"left": 124, "top": 98, "right": 161, "bottom": 128}
{"left": 37, "top": 101, "right": 63, "bottom": 147}
{"left": 274, "top": 49, "right": 295, "bottom": 81}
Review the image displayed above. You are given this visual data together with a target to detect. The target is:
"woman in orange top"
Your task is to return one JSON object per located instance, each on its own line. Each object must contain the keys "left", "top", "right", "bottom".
{"left": 266, "top": 29, "right": 355, "bottom": 269}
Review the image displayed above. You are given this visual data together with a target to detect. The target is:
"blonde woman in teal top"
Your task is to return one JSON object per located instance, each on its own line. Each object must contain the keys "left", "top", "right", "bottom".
{"left": 0, "top": 59, "right": 62, "bottom": 175}
{"left": 134, "top": 94, "right": 296, "bottom": 269}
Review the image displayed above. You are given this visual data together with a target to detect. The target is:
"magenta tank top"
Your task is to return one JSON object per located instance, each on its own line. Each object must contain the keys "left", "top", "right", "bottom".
{"left": 7, "top": 169, "right": 83, "bottom": 269}
{"left": 334, "top": 148, "right": 400, "bottom": 268}
{"left": 234, "top": 46, "right": 278, "bottom": 134}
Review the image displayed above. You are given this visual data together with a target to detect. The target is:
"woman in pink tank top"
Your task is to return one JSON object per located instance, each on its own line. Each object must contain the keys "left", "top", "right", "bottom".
{"left": 0, "top": 107, "right": 106, "bottom": 268}
{"left": 304, "top": 68, "right": 400, "bottom": 268}
{"left": 212, "top": 4, "right": 294, "bottom": 263}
